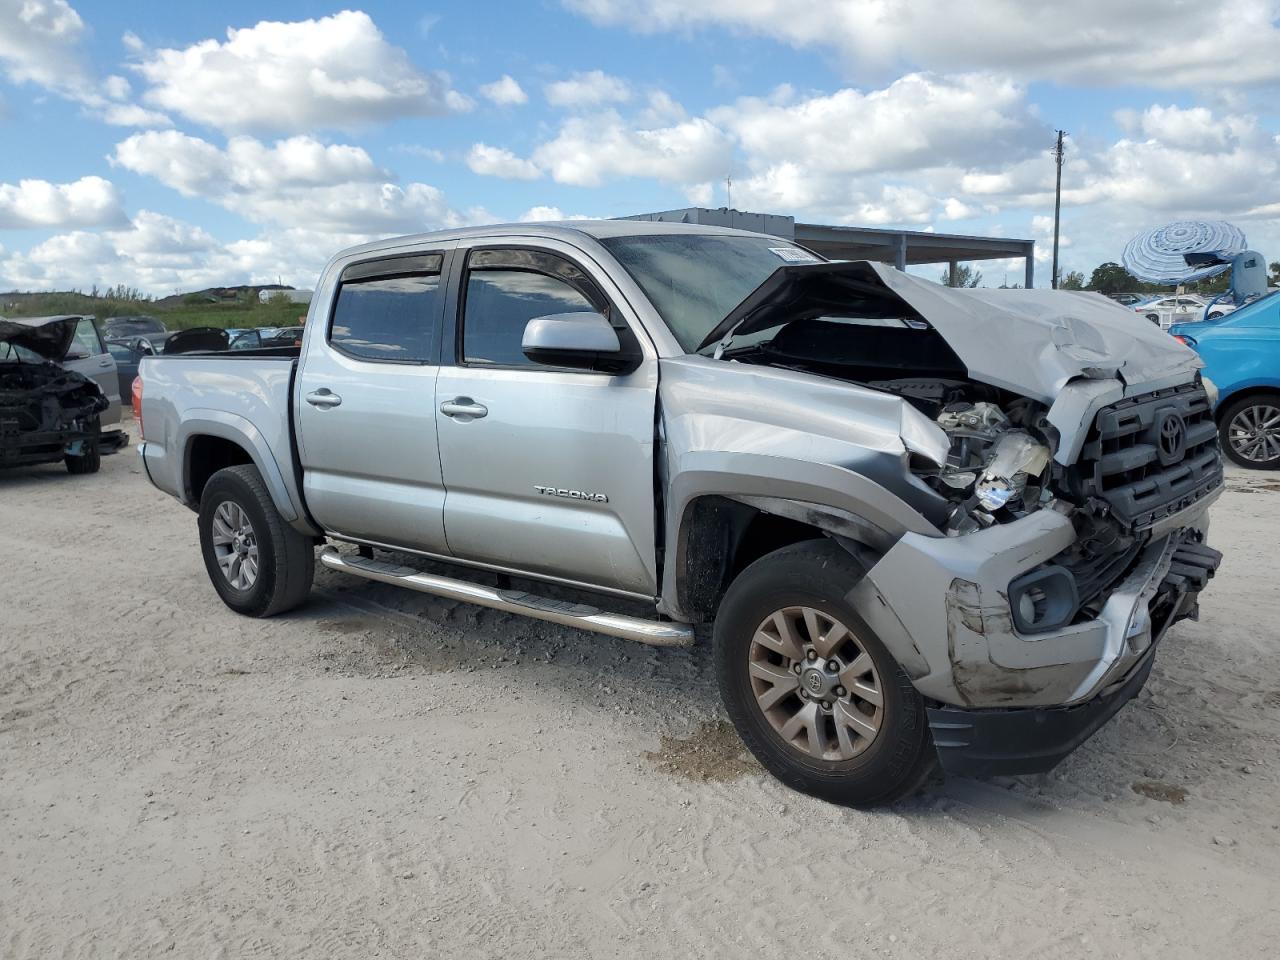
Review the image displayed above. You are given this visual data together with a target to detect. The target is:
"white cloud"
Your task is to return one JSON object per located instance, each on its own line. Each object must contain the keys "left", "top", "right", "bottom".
{"left": 712, "top": 73, "right": 1041, "bottom": 178}
{"left": 0, "top": 0, "right": 93, "bottom": 99}
{"left": 479, "top": 75, "right": 528, "bottom": 106}
{"left": 531, "top": 111, "right": 731, "bottom": 186}
{"left": 563, "top": 0, "right": 1280, "bottom": 88}
{"left": 942, "top": 197, "right": 979, "bottom": 220}
{"left": 111, "top": 130, "right": 487, "bottom": 236}
{"left": 466, "top": 144, "right": 542, "bottom": 180}
{"left": 101, "top": 103, "right": 172, "bottom": 127}
{"left": 130, "top": 11, "right": 469, "bottom": 134}
{"left": 545, "top": 70, "right": 631, "bottom": 107}
{"left": 0, "top": 176, "right": 127, "bottom": 229}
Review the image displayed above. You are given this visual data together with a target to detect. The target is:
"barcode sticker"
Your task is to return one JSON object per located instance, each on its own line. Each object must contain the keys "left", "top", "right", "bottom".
{"left": 769, "top": 246, "right": 820, "bottom": 263}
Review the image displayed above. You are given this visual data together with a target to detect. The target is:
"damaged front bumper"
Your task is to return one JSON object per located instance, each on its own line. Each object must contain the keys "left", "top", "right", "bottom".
{"left": 850, "top": 488, "right": 1221, "bottom": 772}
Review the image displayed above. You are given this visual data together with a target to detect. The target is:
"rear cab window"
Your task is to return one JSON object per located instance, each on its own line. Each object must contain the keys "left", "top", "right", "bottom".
{"left": 329, "top": 253, "right": 444, "bottom": 363}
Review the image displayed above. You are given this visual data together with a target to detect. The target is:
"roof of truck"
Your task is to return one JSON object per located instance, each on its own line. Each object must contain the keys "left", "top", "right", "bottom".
{"left": 334, "top": 219, "right": 777, "bottom": 260}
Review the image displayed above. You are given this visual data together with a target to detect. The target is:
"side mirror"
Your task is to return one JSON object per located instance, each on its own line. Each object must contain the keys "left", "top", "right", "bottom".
{"left": 521, "top": 311, "right": 640, "bottom": 374}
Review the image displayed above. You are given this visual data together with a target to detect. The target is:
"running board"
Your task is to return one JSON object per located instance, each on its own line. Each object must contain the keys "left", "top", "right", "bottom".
{"left": 318, "top": 548, "right": 693, "bottom": 647}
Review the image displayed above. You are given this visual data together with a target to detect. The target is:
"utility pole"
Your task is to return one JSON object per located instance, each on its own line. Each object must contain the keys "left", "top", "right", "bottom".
{"left": 1051, "top": 129, "right": 1066, "bottom": 289}
{"left": 725, "top": 174, "right": 732, "bottom": 209}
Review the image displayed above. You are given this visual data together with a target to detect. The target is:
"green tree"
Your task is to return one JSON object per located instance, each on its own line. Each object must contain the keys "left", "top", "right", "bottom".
{"left": 1060, "top": 270, "right": 1085, "bottom": 290}
{"left": 940, "top": 264, "right": 983, "bottom": 288}
{"left": 1086, "top": 262, "right": 1140, "bottom": 295}
{"left": 1269, "top": 261, "right": 1280, "bottom": 286}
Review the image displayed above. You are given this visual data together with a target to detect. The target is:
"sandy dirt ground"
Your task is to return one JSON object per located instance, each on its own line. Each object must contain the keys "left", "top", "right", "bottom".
{"left": 3, "top": 419, "right": 1279, "bottom": 959}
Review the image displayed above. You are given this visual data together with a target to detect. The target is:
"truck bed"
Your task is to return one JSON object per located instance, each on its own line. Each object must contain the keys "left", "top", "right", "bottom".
{"left": 137, "top": 351, "right": 308, "bottom": 525}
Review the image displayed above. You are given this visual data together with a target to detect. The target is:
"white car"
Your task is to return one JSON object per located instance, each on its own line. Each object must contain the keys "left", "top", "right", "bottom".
{"left": 1135, "top": 294, "right": 1236, "bottom": 329}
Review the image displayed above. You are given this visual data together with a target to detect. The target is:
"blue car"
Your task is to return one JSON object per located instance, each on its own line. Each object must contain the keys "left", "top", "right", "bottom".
{"left": 1170, "top": 292, "right": 1280, "bottom": 468}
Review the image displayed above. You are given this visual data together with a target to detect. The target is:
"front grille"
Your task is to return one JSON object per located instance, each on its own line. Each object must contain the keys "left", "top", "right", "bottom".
{"left": 1069, "top": 382, "right": 1223, "bottom": 532}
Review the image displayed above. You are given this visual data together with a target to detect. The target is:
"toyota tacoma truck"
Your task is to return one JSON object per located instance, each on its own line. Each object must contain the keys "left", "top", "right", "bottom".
{"left": 137, "top": 222, "right": 1223, "bottom": 806}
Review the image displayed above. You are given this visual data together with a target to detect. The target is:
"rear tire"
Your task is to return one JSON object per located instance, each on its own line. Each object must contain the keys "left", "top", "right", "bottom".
{"left": 713, "top": 539, "right": 936, "bottom": 807}
{"left": 198, "top": 464, "right": 314, "bottom": 616}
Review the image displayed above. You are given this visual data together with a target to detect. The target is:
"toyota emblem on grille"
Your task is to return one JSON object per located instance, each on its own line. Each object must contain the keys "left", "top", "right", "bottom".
{"left": 1157, "top": 410, "right": 1187, "bottom": 464}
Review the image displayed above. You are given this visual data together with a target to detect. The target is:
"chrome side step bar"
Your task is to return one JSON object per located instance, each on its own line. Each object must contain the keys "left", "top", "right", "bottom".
{"left": 318, "top": 548, "right": 694, "bottom": 647}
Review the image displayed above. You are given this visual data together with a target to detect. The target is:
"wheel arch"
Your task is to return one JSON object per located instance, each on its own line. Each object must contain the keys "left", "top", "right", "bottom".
{"left": 180, "top": 411, "right": 301, "bottom": 525}
{"left": 662, "top": 489, "right": 906, "bottom": 624}
{"left": 1215, "top": 384, "right": 1280, "bottom": 420}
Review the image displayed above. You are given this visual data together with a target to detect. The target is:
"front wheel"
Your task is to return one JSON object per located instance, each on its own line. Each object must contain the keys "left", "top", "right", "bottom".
{"left": 198, "top": 464, "right": 315, "bottom": 616}
{"left": 713, "top": 540, "right": 935, "bottom": 807}
{"left": 1219, "top": 394, "right": 1280, "bottom": 469}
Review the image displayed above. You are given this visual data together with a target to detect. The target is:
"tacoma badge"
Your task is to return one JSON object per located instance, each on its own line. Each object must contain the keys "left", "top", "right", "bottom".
{"left": 534, "top": 485, "right": 608, "bottom": 503}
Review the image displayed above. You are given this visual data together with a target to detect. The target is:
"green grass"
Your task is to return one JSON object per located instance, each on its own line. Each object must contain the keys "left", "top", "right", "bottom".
{"left": 0, "top": 292, "right": 308, "bottom": 331}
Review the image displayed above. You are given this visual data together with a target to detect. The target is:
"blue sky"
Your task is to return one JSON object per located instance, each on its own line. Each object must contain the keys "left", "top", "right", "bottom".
{"left": 1, "top": 0, "right": 1278, "bottom": 293}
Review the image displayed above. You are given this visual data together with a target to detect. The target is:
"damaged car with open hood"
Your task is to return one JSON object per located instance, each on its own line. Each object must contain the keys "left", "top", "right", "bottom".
{"left": 1, "top": 315, "right": 127, "bottom": 474}
{"left": 135, "top": 222, "right": 1224, "bottom": 806}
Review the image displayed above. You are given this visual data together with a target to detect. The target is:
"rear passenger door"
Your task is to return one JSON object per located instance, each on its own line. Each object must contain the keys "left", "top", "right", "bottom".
{"left": 295, "top": 247, "right": 454, "bottom": 552}
{"left": 64, "top": 318, "right": 121, "bottom": 424}
{"left": 433, "top": 241, "right": 659, "bottom": 596}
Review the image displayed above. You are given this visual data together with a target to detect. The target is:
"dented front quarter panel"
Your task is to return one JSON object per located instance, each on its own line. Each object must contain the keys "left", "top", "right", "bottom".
{"left": 658, "top": 355, "right": 950, "bottom": 526}
{"left": 657, "top": 355, "right": 951, "bottom": 619}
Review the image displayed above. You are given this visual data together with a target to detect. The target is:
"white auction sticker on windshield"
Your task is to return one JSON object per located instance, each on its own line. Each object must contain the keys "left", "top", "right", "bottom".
{"left": 768, "top": 246, "right": 820, "bottom": 263}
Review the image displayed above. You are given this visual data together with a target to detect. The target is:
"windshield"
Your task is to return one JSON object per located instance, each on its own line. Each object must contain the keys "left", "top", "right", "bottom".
{"left": 599, "top": 234, "right": 823, "bottom": 352}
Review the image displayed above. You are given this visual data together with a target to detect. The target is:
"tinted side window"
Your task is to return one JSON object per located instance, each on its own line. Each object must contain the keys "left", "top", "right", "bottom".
{"left": 330, "top": 254, "right": 443, "bottom": 363}
{"left": 462, "top": 250, "right": 606, "bottom": 367}
{"left": 72, "top": 319, "right": 104, "bottom": 355}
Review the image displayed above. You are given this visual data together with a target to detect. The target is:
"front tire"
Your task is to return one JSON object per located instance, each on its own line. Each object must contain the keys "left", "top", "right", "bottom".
{"left": 64, "top": 418, "right": 101, "bottom": 474}
{"left": 1219, "top": 394, "right": 1280, "bottom": 469}
{"left": 64, "top": 443, "right": 100, "bottom": 474}
{"left": 713, "top": 540, "right": 935, "bottom": 807}
{"left": 198, "top": 464, "right": 314, "bottom": 616}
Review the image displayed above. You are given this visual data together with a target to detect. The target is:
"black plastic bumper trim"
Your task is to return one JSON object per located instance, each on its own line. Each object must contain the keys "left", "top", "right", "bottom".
{"left": 927, "top": 646, "right": 1158, "bottom": 779}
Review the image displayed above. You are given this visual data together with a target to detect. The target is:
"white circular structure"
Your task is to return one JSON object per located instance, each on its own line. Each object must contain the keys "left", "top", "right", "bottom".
{"left": 1121, "top": 220, "right": 1247, "bottom": 284}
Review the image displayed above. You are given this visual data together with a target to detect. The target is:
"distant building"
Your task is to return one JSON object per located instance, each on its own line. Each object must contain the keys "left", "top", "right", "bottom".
{"left": 621, "top": 207, "right": 1037, "bottom": 288}
{"left": 259, "top": 288, "right": 314, "bottom": 305}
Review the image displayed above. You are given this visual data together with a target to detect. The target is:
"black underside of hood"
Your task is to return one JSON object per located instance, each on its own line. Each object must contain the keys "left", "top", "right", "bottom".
{"left": 697, "top": 262, "right": 909, "bottom": 352}
{"left": 697, "top": 260, "right": 1202, "bottom": 404}
{"left": 0, "top": 316, "right": 82, "bottom": 361}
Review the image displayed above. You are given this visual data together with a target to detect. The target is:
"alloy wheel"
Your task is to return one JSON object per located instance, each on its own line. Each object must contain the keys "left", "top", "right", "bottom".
{"left": 1228, "top": 403, "right": 1280, "bottom": 464}
{"left": 747, "top": 606, "right": 883, "bottom": 761}
{"left": 210, "top": 500, "right": 260, "bottom": 590}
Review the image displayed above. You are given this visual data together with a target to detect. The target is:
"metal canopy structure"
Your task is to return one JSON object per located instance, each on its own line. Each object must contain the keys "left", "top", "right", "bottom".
{"left": 621, "top": 207, "right": 1037, "bottom": 288}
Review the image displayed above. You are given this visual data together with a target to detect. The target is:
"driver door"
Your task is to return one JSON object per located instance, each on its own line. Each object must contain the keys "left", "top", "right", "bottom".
{"left": 434, "top": 241, "right": 659, "bottom": 595}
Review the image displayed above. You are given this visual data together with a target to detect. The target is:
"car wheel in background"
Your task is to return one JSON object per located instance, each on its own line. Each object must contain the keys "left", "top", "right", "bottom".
{"left": 1146, "top": 313, "right": 1161, "bottom": 324}
{"left": 1219, "top": 394, "right": 1280, "bottom": 469}
{"left": 1207, "top": 311, "right": 1225, "bottom": 320}
{"left": 64, "top": 441, "right": 100, "bottom": 474}
{"left": 713, "top": 539, "right": 936, "bottom": 807}
{"left": 64, "top": 417, "right": 101, "bottom": 474}
{"left": 198, "top": 463, "right": 315, "bottom": 616}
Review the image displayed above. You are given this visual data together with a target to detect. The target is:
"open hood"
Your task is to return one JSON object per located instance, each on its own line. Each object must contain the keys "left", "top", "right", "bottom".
{"left": 0, "top": 315, "right": 82, "bottom": 361}
{"left": 700, "top": 261, "right": 1201, "bottom": 403}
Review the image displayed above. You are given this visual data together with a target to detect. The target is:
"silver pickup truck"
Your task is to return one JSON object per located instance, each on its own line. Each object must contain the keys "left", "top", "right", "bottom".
{"left": 139, "top": 221, "right": 1224, "bottom": 806}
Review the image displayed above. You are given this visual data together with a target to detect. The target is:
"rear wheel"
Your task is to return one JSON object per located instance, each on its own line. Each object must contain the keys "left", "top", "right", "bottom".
{"left": 1219, "top": 394, "right": 1280, "bottom": 469}
{"left": 198, "top": 464, "right": 314, "bottom": 616}
{"left": 713, "top": 540, "right": 935, "bottom": 807}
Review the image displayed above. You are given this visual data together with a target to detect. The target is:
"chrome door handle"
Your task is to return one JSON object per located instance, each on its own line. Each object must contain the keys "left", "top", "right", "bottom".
{"left": 306, "top": 389, "right": 342, "bottom": 408}
{"left": 440, "top": 397, "right": 488, "bottom": 420}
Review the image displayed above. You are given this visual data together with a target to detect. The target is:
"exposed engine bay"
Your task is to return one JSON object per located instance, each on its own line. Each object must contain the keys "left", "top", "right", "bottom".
{"left": 0, "top": 358, "right": 109, "bottom": 468}
{"left": 733, "top": 316, "right": 1062, "bottom": 537}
